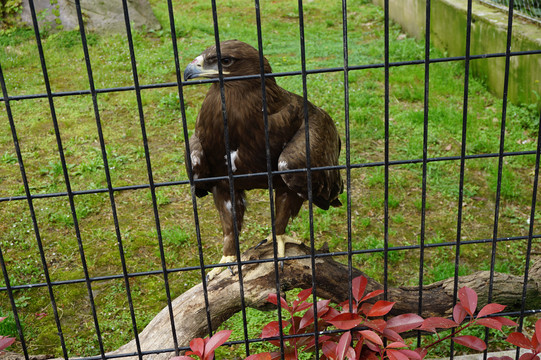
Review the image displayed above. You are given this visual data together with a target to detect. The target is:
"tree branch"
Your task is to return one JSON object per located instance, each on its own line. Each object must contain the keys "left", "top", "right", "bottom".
{"left": 108, "top": 241, "right": 540, "bottom": 360}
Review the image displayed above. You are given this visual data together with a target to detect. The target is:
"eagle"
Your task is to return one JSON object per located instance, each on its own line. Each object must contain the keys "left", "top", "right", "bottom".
{"left": 183, "top": 40, "right": 343, "bottom": 279}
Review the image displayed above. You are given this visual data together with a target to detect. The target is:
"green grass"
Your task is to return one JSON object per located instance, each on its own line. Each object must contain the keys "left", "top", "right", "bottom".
{"left": 0, "top": 0, "right": 540, "bottom": 357}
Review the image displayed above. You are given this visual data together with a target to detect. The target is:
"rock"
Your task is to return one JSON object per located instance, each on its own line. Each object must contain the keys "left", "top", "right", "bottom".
{"left": 21, "top": 0, "right": 161, "bottom": 34}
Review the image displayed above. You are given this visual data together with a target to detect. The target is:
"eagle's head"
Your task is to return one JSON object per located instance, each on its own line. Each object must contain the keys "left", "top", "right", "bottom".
{"left": 184, "top": 40, "right": 273, "bottom": 80}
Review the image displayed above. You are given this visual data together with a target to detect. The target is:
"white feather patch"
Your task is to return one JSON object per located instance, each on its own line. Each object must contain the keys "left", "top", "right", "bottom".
{"left": 224, "top": 150, "right": 238, "bottom": 172}
{"left": 191, "top": 150, "right": 201, "bottom": 166}
{"left": 278, "top": 160, "right": 288, "bottom": 170}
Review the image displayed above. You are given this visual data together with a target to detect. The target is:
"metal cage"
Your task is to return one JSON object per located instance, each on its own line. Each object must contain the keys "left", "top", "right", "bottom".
{"left": 1, "top": 0, "right": 540, "bottom": 359}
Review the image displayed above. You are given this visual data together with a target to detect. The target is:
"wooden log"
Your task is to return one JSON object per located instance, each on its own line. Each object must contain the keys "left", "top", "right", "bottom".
{"left": 108, "top": 241, "right": 541, "bottom": 360}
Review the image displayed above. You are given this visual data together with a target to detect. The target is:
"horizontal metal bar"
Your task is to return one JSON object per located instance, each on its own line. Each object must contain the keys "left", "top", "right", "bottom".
{"left": 0, "top": 149, "right": 537, "bottom": 203}
{"left": 1, "top": 50, "right": 540, "bottom": 103}
{"left": 2, "top": 232, "right": 539, "bottom": 292}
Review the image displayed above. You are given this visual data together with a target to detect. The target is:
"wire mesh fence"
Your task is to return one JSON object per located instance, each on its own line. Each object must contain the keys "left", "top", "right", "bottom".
{"left": 0, "top": 0, "right": 540, "bottom": 359}
{"left": 479, "top": 0, "right": 541, "bottom": 22}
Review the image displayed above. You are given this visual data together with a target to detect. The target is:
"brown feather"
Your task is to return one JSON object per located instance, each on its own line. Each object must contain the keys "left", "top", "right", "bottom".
{"left": 185, "top": 40, "right": 343, "bottom": 259}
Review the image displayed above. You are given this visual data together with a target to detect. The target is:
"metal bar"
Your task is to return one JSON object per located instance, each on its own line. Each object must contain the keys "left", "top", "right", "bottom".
{"left": 342, "top": 0, "right": 354, "bottom": 312}
{"left": 121, "top": 0, "right": 179, "bottom": 353}
{"left": 164, "top": 0, "right": 213, "bottom": 349}
{"left": 2, "top": 50, "right": 540, "bottom": 103}
{"left": 1, "top": 149, "right": 539, "bottom": 203}
{"left": 0, "top": 61, "right": 30, "bottom": 360}
{"left": 418, "top": 0, "right": 431, "bottom": 322}
{"left": 296, "top": 0, "right": 321, "bottom": 358}
{"left": 383, "top": 0, "right": 391, "bottom": 303}
{"left": 485, "top": 1, "right": 515, "bottom": 356}
{"left": 209, "top": 0, "right": 251, "bottom": 353}
{"left": 2, "top": 231, "right": 540, "bottom": 292}
{"left": 251, "top": 1, "right": 287, "bottom": 358}
{"left": 22, "top": 0, "right": 72, "bottom": 357}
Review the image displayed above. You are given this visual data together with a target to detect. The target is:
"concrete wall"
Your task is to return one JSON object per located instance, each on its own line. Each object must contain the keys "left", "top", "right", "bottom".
{"left": 372, "top": 0, "right": 541, "bottom": 108}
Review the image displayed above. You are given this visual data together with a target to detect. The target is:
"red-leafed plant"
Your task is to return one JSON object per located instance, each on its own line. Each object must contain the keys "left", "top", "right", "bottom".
{"left": 171, "top": 275, "right": 536, "bottom": 360}
{"left": 261, "top": 276, "right": 519, "bottom": 360}
{"left": 171, "top": 330, "right": 271, "bottom": 360}
{"left": 0, "top": 317, "right": 16, "bottom": 355}
{"left": 489, "top": 318, "right": 541, "bottom": 360}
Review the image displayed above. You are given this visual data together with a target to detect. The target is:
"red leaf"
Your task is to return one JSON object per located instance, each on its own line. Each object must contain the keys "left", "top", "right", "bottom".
{"left": 0, "top": 337, "right": 15, "bottom": 351}
{"left": 386, "top": 314, "right": 424, "bottom": 333}
{"left": 364, "top": 319, "right": 387, "bottom": 333}
{"left": 387, "top": 349, "right": 410, "bottom": 360}
{"left": 299, "top": 300, "right": 330, "bottom": 330}
{"left": 327, "top": 313, "right": 363, "bottom": 330}
{"left": 453, "top": 335, "right": 487, "bottom": 351}
{"left": 366, "top": 300, "right": 395, "bottom": 317}
{"left": 458, "top": 287, "right": 478, "bottom": 316}
{"left": 419, "top": 317, "right": 458, "bottom": 332}
{"left": 492, "top": 316, "right": 518, "bottom": 327}
{"left": 383, "top": 328, "right": 404, "bottom": 343}
{"left": 506, "top": 332, "right": 534, "bottom": 350}
{"left": 520, "top": 354, "right": 539, "bottom": 360}
{"left": 361, "top": 290, "right": 384, "bottom": 302}
{"left": 476, "top": 318, "right": 504, "bottom": 331}
{"left": 245, "top": 353, "right": 272, "bottom": 360}
{"left": 322, "top": 341, "right": 338, "bottom": 359}
{"left": 453, "top": 303, "right": 468, "bottom": 324}
{"left": 387, "top": 342, "right": 407, "bottom": 349}
{"left": 398, "top": 349, "right": 422, "bottom": 360}
{"left": 293, "top": 302, "right": 313, "bottom": 313}
{"left": 415, "top": 348, "right": 428, "bottom": 359}
{"left": 261, "top": 321, "right": 286, "bottom": 346}
{"left": 477, "top": 303, "right": 506, "bottom": 318}
{"left": 337, "top": 332, "right": 352, "bottom": 360}
{"left": 189, "top": 338, "right": 204, "bottom": 358}
{"left": 204, "top": 330, "right": 231, "bottom": 360}
{"left": 297, "top": 288, "right": 312, "bottom": 303}
{"left": 352, "top": 276, "right": 368, "bottom": 303}
{"left": 534, "top": 319, "right": 541, "bottom": 344}
{"left": 267, "top": 293, "right": 290, "bottom": 312}
{"left": 359, "top": 330, "right": 384, "bottom": 346}
{"left": 0, "top": 317, "right": 6, "bottom": 322}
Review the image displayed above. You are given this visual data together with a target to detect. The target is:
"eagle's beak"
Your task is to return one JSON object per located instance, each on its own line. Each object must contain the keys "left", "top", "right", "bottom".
{"left": 184, "top": 55, "right": 220, "bottom": 80}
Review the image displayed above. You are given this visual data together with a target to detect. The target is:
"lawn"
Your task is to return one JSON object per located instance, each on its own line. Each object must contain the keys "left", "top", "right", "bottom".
{"left": 0, "top": 0, "right": 540, "bottom": 357}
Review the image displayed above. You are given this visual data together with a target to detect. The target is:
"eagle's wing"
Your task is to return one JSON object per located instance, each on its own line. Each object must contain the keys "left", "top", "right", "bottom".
{"left": 186, "top": 133, "right": 211, "bottom": 197}
{"left": 277, "top": 93, "right": 343, "bottom": 210}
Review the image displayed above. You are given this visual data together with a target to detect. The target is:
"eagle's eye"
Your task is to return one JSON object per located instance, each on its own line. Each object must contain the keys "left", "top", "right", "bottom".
{"left": 220, "top": 57, "right": 234, "bottom": 66}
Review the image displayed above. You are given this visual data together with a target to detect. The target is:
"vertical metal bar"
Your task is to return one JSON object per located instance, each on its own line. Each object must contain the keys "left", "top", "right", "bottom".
{"left": 34, "top": 0, "right": 109, "bottom": 354}
{"left": 22, "top": 1, "right": 72, "bottom": 357}
{"left": 486, "top": 1, "right": 514, "bottom": 356}
{"left": 450, "top": 0, "right": 474, "bottom": 357}
{"left": 0, "top": 62, "right": 30, "bottom": 360}
{"left": 383, "top": 0, "right": 390, "bottom": 303}
{"left": 119, "top": 0, "right": 179, "bottom": 354}
{"left": 418, "top": 0, "right": 431, "bottom": 318}
{"left": 251, "top": 1, "right": 287, "bottom": 358}
{"left": 489, "top": 0, "right": 515, "bottom": 300}
{"left": 341, "top": 0, "right": 354, "bottom": 311}
{"left": 209, "top": 1, "right": 251, "bottom": 355}
{"left": 165, "top": 0, "right": 213, "bottom": 347}
{"left": 296, "top": 0, "right": 319, "bottom": 358}
{"left": 75, "top": 0, "right": 143, "bottom": 357}
{"left": 516, "top": 111, "right": 541, "bottom": 359}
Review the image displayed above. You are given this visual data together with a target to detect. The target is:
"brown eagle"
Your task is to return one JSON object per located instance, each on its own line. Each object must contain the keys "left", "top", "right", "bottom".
{"left": 183, "top": 40, "right": 343, "bottom": 279}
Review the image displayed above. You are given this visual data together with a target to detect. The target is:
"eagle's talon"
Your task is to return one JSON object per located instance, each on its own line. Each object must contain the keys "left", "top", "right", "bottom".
{"left": 206, "top": 255, "right": 236, "bottom": 281}
{"left": 255, "top": 238, "right": 268, "bottom": 249}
